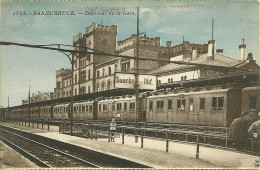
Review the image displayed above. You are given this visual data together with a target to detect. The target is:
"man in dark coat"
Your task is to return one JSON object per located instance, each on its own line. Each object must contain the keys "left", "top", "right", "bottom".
{"left": 248, "top": 112, "right": 260, "bottom": 155}
{"left": 229, "top": 111, "right": 256, "bottom": 150}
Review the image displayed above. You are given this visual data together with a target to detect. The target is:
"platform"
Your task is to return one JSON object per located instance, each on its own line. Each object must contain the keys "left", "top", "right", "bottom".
{"left": 1, "top": 122, "right": 259, "bottom": 168}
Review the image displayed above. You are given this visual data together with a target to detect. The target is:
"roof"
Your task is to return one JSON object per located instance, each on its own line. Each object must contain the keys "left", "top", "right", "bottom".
{"left": 147, "top": 89, "right": 230, "bottom": 99}
{"left": 146, "top": 53, "right": 244, "bottom": 75}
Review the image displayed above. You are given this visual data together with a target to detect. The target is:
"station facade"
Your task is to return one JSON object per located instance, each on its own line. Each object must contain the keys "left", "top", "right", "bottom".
{"left": 53, "top": 22, "right": 259, "bottom": 99}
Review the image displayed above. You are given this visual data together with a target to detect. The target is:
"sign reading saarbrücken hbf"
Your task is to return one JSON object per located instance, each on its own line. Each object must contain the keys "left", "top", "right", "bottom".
{"left": 114, "top": 73, "right": 156, "bottom": 90}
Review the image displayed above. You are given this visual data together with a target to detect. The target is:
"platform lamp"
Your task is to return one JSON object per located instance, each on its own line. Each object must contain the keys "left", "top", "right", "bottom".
{"left": 61, "top": 49, "right": 89, "bottom": 135}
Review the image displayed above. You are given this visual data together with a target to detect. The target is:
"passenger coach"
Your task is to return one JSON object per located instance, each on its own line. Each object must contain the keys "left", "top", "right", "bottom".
{"left": 146, "top": 87, "right": 242, "bottom": 126}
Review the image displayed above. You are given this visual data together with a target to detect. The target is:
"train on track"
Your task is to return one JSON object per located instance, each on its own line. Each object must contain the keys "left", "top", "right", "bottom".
{"left": 7, "top": 84, "right": 260, "bottom": 127}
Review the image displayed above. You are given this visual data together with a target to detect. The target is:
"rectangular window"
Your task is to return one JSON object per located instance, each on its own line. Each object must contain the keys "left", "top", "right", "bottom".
{"left": 86, "top": 105, "right": 89, "bottom": 113}
{"left": 177, "top": 99, "right": 185, "bottom": 111}
{"left": 130, "top": 102, "right": 135, "bottom": 111}
{"left": 89, "top": 105, "right": 93, "bottom": 112}
{"left": 112, "top": 103, "right": 115, "bottom": 112}
{"left": 99, "top": 104, "right": 101, "bottom": 112}
{"left": 212, "top": 97, "right": 224, "bottom": 111}
{"left": 149, "top": 101, "right": 153, "bottom": 112}
{"left": 168, "top": 99, "right": 172, "bottom": 110}
{"left": 74, "top": 106, "right": 77, "bottom": 112}
{"left": 108, "top": 103, "right": 111, "bottom": 112}
{"left": 189, "top": 98, "right": 194, "bottom": 111}
{"left": 117, "top": 103, "right": 122, "bottom": 112}
{"left": 249, "top": 95, "right": 257, "bottom": 109}
{"left": 156, "top": 101, "right": 164, "bottom": 110}
{"left": 66, "top": 107, "right": 69, "bottom": 113}
{"left": 200, "top": 98, "right": 205, "bottom": 110}
{"left": 124, "top": 102, "right": 127, "bottom": 112}
{"left": 103, "top": 104, "right": 107, "bottom": 112}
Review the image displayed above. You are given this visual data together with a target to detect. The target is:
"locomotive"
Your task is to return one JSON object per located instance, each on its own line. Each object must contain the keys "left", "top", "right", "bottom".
{"left": 7, "top": 84, "right": 260, "bottom": 127}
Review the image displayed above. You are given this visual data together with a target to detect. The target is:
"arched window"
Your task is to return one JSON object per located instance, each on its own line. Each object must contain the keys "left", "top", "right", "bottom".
{"left": 88, "top": 85, "right": 90, "bottom": 93}
{"left": 75, "top": 88, "right": 77, "bottom": 95}
{"left": 88, "top": 69, "right": 90, "bottom": 80}
{"left": 101, "top": 81, "right": 105, "bottom": 91}
{"left": 108, "top": 67, "right": 111, "bottom": 75}
{"left": 103, "top": 68, "right": 105, "bottom": 77}
{"left": 107, "top": 80, "right": 111, "bottom": 90}
{"left": 97, "top": 70, "right": 100, "bottom": 78}
{"left": 96, "top": 82, "right": 100, "bottom": 92}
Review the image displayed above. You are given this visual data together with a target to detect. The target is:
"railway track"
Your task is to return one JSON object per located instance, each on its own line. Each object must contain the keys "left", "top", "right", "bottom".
{"left": 0, "top": 125, "right": 150, "bottom": 168}
{"left": 0, "top": 128, "right": 99, "bottom": 168}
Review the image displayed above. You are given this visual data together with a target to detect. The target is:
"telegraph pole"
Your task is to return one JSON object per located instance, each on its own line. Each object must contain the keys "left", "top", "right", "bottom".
{"left": 135, "top": 6, "right": 140, "bottom": 143}
{"left": 28, "top": 85, "right": 31, "bottom": 119}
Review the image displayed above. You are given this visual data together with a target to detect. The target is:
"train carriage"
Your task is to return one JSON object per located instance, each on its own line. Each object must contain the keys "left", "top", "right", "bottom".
{"left": 53, "top": 104, "right": 63, "bottom": 119}
{"left": 146, "top": 88, "right": 242, "bottom": 126}
{"left": 241, "top": 86, "right": 260, "bottom": 113}
{"left": 97, "top": 94, "right": 147, "bottom": 122}
{"left": 40, "top": 105, "right": 52, "bottom": 119}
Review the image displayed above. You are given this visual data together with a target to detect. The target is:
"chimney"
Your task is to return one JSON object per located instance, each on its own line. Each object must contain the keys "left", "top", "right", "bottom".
{"left": 239, "top": 43, "right": 246, "bottom": 61}
{"left": 208, "top": 40, "right": 216, "bottom": 59}
{"left": 167, "top": 41, "right": 172, "bottom": 48}
{"left": 216, "top": 49, "right": 224, "bottom": 55}
{"left": 192, "top": 50, "right": 198, "bottom": 60}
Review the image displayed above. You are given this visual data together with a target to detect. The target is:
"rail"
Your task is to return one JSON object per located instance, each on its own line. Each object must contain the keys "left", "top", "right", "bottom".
{"left": 5, "top": 118, "right": 258, "bottom": 158}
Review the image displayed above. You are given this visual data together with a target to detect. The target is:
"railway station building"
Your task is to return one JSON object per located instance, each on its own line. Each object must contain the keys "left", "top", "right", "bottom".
{"left": 53, "top": 22, "right": 259, "bottom": 99}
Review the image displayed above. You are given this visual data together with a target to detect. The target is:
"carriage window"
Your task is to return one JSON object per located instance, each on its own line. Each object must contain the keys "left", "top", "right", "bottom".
{"left": 74, "top": 106, "right": 77, "bottom": 112}
{"left": 99, "top": 104, "right": 102, "bottom": 112}
{"left": 149, "top": 101, "right": 153, "bottom": 111}
{"left": 212, "top": 97, "right": 224, "bottom": 111}
{"left": 108, "top": 103, "right": 111, "bottom": 112}
{"left": 177, "top": 99, "right": 185, "bottom": 111}
{"left": 168, "top": 99, "right": 172, "bottom": 110}
{"left": 66, "top": 107, "right": 69, "bottom": 113}
{"left": 249, "top": 95, "right": 257, "bottom": 109}
{"left": 86, "top": 105, "right": 89, "bottom": 112}
{"left": 89, "top": 105, "right": 93, "bottom": 112}
{"left": 103, "top": 104, "right": 107, "bottom": 112}
{"left": 124, "top": 102, "right": 127, "bottom": 112}
{"left": 112, "top": 103, "right": 115, "bottom": 112}
{"left": 200, "top": 98, "right": 205, "bottom": 110}
{"left": 117, "top": 103, "right": 122, "bottom": 112}
{"left": 130, "top": 102, "right": 135, "bottom": 111}
{"left": 189, "top": 98, "right": 194, "bottom": 111}
{"left": 218, "top": 97, "right": 224, "bottom": 109}
{"left": 82, "top": 106, "right": 85, "bottom": 113}
{"left": 157, "top": 101, "right": 164, "bottom": 110}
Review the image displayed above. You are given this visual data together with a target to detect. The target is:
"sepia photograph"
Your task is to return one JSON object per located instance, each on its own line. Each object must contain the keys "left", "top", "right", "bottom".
{"left": 0, "top": 0, "right": 259, "bottom": 169}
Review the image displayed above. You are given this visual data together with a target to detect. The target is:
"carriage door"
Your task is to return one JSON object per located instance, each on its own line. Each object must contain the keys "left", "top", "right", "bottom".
{"left": 166, "top": 98, "right": 173, "bottom": 123}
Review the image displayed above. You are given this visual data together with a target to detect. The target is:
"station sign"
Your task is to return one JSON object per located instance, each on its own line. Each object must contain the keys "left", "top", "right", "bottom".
{"left": 114, "top": 72, "right": 156, "bottom": 90}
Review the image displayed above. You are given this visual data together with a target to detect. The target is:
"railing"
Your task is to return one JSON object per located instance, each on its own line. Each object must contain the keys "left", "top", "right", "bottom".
{"left": 4, "top": 118, "right": 259, "bottom": 158}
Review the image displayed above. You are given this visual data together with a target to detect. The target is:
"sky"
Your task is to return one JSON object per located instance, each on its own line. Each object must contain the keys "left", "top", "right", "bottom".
{"left": 0, "top": 0, "right": 259, "bottom": 107}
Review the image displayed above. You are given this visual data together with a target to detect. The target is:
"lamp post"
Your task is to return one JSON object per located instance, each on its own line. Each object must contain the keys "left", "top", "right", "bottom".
{"left": 61, "top": 52, "right": 76, "bottom": 135}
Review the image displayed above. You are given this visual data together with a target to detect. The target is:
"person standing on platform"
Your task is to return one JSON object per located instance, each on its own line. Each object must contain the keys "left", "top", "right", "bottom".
{"left": 229, "top": 111, "right": 253, "bottom": 150}
{"left": 110, "top": 118, "right": 116, "bottom": 142}
{"left": 248, "top": 112, "right": 260, "bottom": 156}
